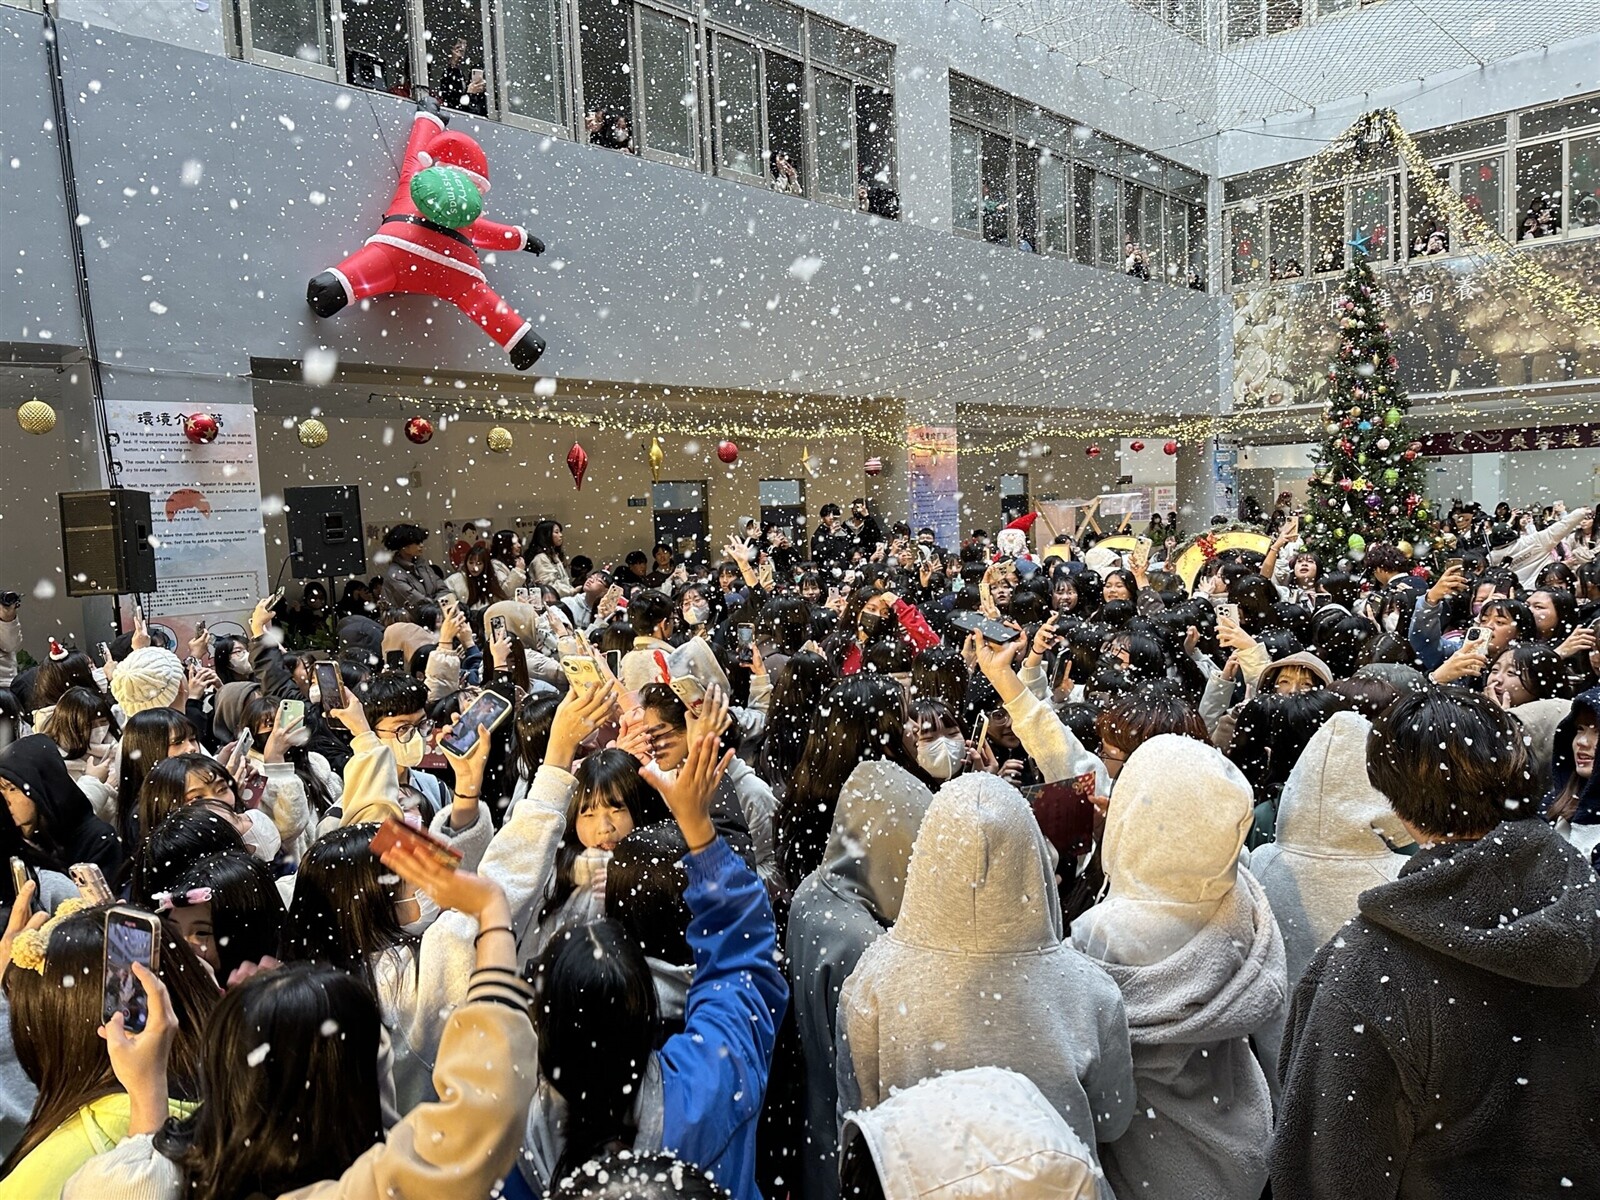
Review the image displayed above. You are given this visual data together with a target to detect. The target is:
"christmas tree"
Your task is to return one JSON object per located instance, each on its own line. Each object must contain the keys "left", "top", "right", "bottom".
{"left": 1303, "top": 250, "right": 1430, "bottom": 563}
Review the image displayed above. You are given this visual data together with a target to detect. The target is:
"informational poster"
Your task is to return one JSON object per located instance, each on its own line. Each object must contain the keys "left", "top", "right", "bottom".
{"left": 1152, "top": 485, "right": 1178, "bottom": 518}
{"left": 907, "top": 425, "right": 960, "bottom": 549}
{"left": 105, "top": 400, "right": 269, "bottom": 643}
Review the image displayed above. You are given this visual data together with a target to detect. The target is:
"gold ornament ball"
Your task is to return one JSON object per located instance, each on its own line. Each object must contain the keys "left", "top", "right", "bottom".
{"left": 487, "top": 426, "right": 514, "bottom": 453}
{"left": 297, "top": 418, "right": 329, "bottom": 448}
{"left": 17, "top": 400, "right": 56, "bottom": 435}
{"left": 1397, "top": 540, "right": 1414, "bottom": 558}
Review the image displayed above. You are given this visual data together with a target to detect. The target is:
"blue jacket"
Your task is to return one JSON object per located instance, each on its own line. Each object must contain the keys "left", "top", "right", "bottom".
{"left": 660, "top": 836, "right": 788, "bottom": 1200}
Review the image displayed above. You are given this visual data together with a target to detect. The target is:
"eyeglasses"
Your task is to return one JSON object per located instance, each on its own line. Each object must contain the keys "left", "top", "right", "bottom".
{"left": 378, "top": 719, "right": 434, "bottom": 744}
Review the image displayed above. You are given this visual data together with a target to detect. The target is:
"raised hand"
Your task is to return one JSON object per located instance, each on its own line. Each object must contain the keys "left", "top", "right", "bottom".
{"left": 644, "top": 732, "right": 734, "bottom": 852}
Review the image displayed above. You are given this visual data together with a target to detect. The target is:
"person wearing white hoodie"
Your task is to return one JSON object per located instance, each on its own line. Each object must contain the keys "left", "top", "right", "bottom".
{"left": 837, "top": 772, "right": 1134, "bottom": 1195}
{"left": 1072, "top": 734, "right": 1288, "bottom": 1200}
{"left": 1487, "top": 504, "right": 1594, "bottom": 588}
{"left": 1246, "top": 710, "right": 1411, "bottom": 1088}
{"left": 839, "top": 1067, "right": 1105, "bottom": 1199}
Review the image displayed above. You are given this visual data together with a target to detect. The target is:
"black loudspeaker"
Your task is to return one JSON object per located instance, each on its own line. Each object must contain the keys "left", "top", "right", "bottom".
{"left": 59, "top": 489, "right": 158, "bottom": 597}
{"left": 285, "top": 485, "right": 366, "bottom": 580}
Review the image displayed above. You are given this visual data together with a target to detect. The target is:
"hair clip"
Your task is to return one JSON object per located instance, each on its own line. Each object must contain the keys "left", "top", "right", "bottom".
{"left": 9, "top": 897, "right": 90, "bottom": 974}
{"left": 151, "top": 887, "right": 213, "bottom": 913}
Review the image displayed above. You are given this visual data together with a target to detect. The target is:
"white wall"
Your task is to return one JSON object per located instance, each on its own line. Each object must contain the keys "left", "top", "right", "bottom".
{"left": 1426, "top": 447, "right": 1600, "bottom": 511}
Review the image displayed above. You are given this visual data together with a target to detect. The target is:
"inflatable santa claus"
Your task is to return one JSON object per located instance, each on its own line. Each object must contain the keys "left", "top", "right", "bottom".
{"left": 306, "top": 95, "right": 547, "bottom": 370}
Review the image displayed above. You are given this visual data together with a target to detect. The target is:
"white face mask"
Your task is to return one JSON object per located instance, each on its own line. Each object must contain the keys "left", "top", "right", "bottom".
{"left": 90, "top": 722, "right": 113, "bottom": 747}
{"left": 916, "top": 736, "right": 967, "bottom": 781}
{"left": 242, "top": 809, "right": 281, "bottom": 864}
{"left": 684, "top": 604, "right": 708, "bottom": 626}
{"left": 387, "top": 735, "right": 427, "bottom": 770}
{"left": 396, "top": 889, "right": 441, "bottom": 936}
{"left": 1383, "top": 611, "right": 1400, "bottom": 633}
{"left": 91, "top": 668, "right": 108, "bottom": 691}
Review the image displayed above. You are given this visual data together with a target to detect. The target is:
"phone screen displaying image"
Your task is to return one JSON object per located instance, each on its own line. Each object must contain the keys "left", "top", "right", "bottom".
{"left": 439, "top": 690, "right": 513, "bottom": 756}
{"left": 103, "top": 908, "right": 160, "bottom": 1032}
{"left": 314, "top": 662, "right": 342, "bottom": 713}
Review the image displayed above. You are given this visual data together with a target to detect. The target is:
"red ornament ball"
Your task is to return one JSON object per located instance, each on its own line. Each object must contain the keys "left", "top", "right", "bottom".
{"left": 1086, "top": 444, "right": 1102, "bottom": 458}
{"left": 182, "top": 413, "right": 220, "bottom": 444}
{"left": 1129, "top": 440, "right": 1145, "bottom": 452}
{"left": 405, "top": 416, "right": 434, "bottom": 445}
{"left": 1163, "top": 441, "right": 1179, "bottom": 456}
{"left": 716, "top": 440, "right": 739, "bottom": 464}
{"left": 864, "top": 456, "right": 883, "bottom": 476}
{"left": 1402, "top": 450, "right": 1418, "bottom": 462}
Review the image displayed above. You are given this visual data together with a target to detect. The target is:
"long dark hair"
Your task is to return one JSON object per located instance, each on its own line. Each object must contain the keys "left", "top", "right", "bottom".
{"left": 164, "top": 851, "right": 285, "bottom": 980}
{"left": 532, "top": 922, "right": 660, "bottom": 1185}
{"left": 758, "top": 651, "right": 834, "bottom": 789}
{"left": 460, "top": 542, "right": 508, "bottom": 608}
{"left": 782, "top": 673, "right": 917, "bottom": 881}
{"left": 37, "top": 686, "right": 112, "bottom": 759}
{"left": 240, "top": 695, "right": 335, "bottom": 817}
{"left": 530, "top": 519, "right": 568, "bottom": 568}
{"left": 32, "top": 652, "right": 100, "bottom": 712}
{"left": 515, "top": 694, "right": 561, "bottom": 782}
{"left": 490, "top": 529, "right": 521, "bottom": 571}
{"left": 1, "top": 905, "right": 219, "bottom": 1174}
{"left": 128, "top": 805, "right": 248, "bottom": 908}
{"left": 138, "top": 754, "right": 239, "bottom": 842}
{"left": 282, "top": 825, "right": 415, "bottom": 992}
{"left": 535, "top": 750, "right": 655, "bottom": 931}
{"left": 211, "top": 636, "right": 252, "bottom": 687}
{"left": 116, "top": 708, "right": 196, "bottom": 849}
{"left": 155, "top": 962, "right": 384, "bottom": 1200}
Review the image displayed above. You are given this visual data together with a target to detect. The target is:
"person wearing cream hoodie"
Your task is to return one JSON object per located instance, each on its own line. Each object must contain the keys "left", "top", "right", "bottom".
{"left": 1072, "top": 734, "right": 1288, "bottom": 1200}
{"left": 1248, "top": 710, "right": 1411, "bottom": 1084}
{"left": 837, "top": 772, "right": 1134, "bottom": 1196}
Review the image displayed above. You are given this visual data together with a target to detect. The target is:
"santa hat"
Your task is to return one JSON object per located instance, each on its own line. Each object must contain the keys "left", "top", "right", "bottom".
{"left": 417, "top": 131, "right": 491, "bottom": 194}
{"left": 1003, "top": 511, "right": 1041, "bottom": 534}
{"left": 47, "top": 637, "right": 69, "bottom": 663}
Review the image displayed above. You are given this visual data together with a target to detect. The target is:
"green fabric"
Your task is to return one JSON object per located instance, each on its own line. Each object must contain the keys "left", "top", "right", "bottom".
{"left": 410, "top": 165, "right": 482, "bottom": 229}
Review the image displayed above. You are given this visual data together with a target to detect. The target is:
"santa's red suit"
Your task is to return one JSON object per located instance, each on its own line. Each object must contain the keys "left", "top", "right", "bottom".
{"left": 307, "top": 97, "right": 546, "bottom": 370}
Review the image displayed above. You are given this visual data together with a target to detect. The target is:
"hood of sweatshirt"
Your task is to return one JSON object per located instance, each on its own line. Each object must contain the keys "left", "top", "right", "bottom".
{"left": 1543, "top": 687, "right": 1600, "bottom": 824}
{"left": 1359, "top": 818, "right": 1600, "bottom": 987}
{"left": 0, "top": 734, "right": 100, "bottom": 857}
{"left": 212, "top": 680, "right": 260, "bottom": 745}
{"left": 337, "top": 614, "right": 385, "bottom": 662}
{"left": 841, "top": 1067, "right": 1102, "bottom": 1199}
{"left": 892, "top": 772, "right": 1063, "bottom": 954}
{"left": 1073, "top": 734, "right": 1254, "bottom": 967}
{"left": 1271, "top": 711, "right": 1410, "bottom": 856}
{"left": 817, "top": 759, "right": 935, "bottom": 927}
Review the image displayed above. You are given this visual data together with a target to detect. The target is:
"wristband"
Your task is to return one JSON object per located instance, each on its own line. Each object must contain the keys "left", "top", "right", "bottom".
{"left": 686, "top": 832, "right": 717, "bottom": 854}
{"left": 455, "top": 792, "right": 480, "bottom": 801}
{"left": 474, "top": 924, "right": 514, "bottom": 945}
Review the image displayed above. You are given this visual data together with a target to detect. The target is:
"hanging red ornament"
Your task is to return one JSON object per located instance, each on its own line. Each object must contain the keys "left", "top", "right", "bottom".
{"left": 1402, "top": 450, "right": 1418, "bottom": 462}
{"left": 1163, "top": 441, "right": 1179, "bottom": 456}
{"left": 1478, "top": 164, "right": 1494, "bottom": 182}
{"left": 182, "top": 413, "right": 220, "bottom": 444}
{"left": 405, "top": 416, "right": 434, "bottom": 445}
{"left": 717, "top": 440, "right": 739, "bottom": 464}
{"left": 1086, "top": 444, "right": 1102, "bottom": 458}
{"left": 864, "top": 456, "right": 883, "bottom": 476}
{"left": 1129, "top": 440, "right": 1145, "bottom": 452}
{"left": 566, "top": 442, "right": 588, "bottom": 489}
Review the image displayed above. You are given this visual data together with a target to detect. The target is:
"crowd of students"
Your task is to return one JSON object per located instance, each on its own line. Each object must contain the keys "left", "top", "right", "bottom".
{"left": 1, "top": 493, "right": 1599, "bottom": 1199}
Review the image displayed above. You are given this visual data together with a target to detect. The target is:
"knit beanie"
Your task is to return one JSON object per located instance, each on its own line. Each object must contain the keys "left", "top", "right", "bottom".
{"left": 111, "top": 646, "right": 185, "bottom": 716}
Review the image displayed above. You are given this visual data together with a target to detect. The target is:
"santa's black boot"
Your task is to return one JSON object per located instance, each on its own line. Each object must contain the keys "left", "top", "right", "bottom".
{"left": 306, "top": 272, "right": 349, "bottom": 318}
{"left": 508, "top": 327, "right": 546, "bottom": 371}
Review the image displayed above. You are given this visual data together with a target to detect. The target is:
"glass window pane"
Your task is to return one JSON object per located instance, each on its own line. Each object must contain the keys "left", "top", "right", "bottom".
{"left": 1094, "top": 174, "right": 1118, "bottom": 266}
{"left": 1310, "top": 185, "right": 1343, "bottom": 271}
{"left": 812, "top": 19, "right": 892, "bottom": 84}
{"left": 855, "top": 84, "right": 896, "bottom": 215}
{"left": 1571, "top": 135, "right": 1600, "bottom": 230}
{"left": 815, "top": 70, "right": 855, "bottom": 198}
{"left": 1459, "top": 154, "right": 1502, "bottom": 238}
{"left": 1187, "top": 203, "right": 1206, "bottom": 284}
{"left": 1227, "top": 0, "right": 1261, "bottom": 42}
{"left": 948, "top": 74, "right": 1009, "bottom": 129}
{"left": 249, "top": 0, "right": 334, "bottom": 65}
{"left": 502, "top": 0, "right": 566, "bottom": 126}
{"left": 653, "top": 482, "right": 703, "bottom": 509}
{"left": 1407, "top": 164, "right": 1448, "bottom": 257}
{"left": 1516, "top": 141, "right": 1564, "bottom": 239}
{"left": 1518, "top": 97, "right": 1600, "bottom": 141}
{"left": 1348, "top": 177, "right": 1395, "bottom": 261}
{"left": 342, "top": 0, "right": 412, "bottom": 93}
{"left": 706, "top": 0, "right": 801, "bottom": 50}
{"left": 981, "top": 131, "right": 1013, "bottom": 245}
{"left": 1017, "top": 107, "right": 1070, "bottom": 152}
{"left": 638, "top": 8, "right": 696, "bottom": 160}
{"left": 579, "top": 0, "right": 634, "bottom": 150}
{"left": 1230, "top": 207, "right": 1264, "bottom": 285}
{"left": 1140, "top": 187, "right": 1163, "bottom": 275}
{"left": 1072, "top": 168, "right": 1094, "bottom": 265}
{"left": 759, "top": 478, "right": 803, "bottom": 505}
{"left": 1414, "top": 118, "right": 1506, "bottom": 161}
{"left": 423, "top": 0, "right": 489, "bottom": 117}
{"left": 714, "top": 37, "right": 761, "bottom": 176}
{"left": 1123, "top": 182, "right": 1143, "bottom": 251}
{"left": 952, "top": 121, "right": 982, "bottom": 234}
{"left": 1170, "top": 0, "right": 1202, "bottom": 38}
{"left": 1040, "top": 156, "right": 1069, "bottom": 255}
{"left": 1267, "top": 194, "right": 1303, "bottom": 279}
{"left": 1161, "top": 196, "right": 1184, "bottom": 282}
{"left": 765, "top": 52, "right": 806, "bottom": 193}
{"left": 1016, "top": 146, "right": 1039, "bottom": 252}
{"left": 1265, "top": 0, "right": 1302, "bottom": 35}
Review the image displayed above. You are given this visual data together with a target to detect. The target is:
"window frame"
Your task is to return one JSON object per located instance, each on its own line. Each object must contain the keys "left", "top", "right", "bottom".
{"left": 493, "top": 0, "right": 573, "bottom": 137}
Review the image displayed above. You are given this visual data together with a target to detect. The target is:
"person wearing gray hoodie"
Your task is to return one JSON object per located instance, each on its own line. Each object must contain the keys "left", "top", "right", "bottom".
{"left": 837, "top": 772, "right": 1134, "bottom": 1195}
{"left": 1072, "top": 734, "right": 1288, "bottom": 1200}
{"left": 1247, "top": 710, "right": 1411, "bottom": 1087}
{"left": 786, "top": 759, "right": 934, "bottom": 1200}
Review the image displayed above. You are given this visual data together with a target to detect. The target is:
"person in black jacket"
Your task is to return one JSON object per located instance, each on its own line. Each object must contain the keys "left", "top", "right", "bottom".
{"left": 0, "top": 734, "right": 122, "bottom": 878}
{"left": 1271, "top": 686, "right": 1600, "bottom": 1197}
{"left": 810, "top": 504, "right": 851, "bottom": 576}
